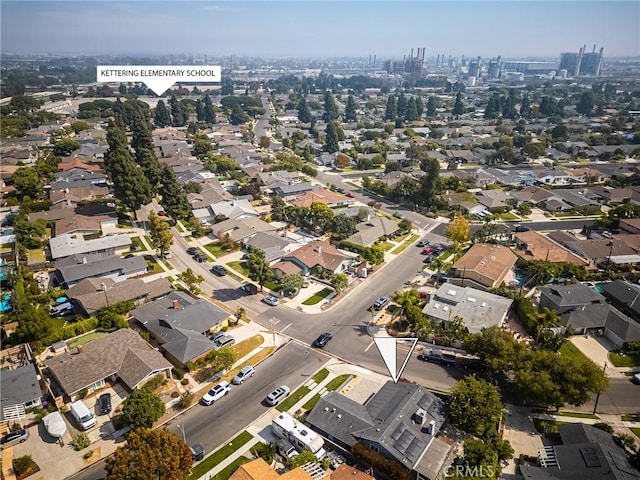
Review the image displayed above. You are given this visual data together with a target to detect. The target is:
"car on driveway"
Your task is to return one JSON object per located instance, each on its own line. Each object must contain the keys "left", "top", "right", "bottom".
{"left": 211, "top": 265, "right": 227, "bottom": 276}
{"left": 232, "top": 365, "right": 255, "bottom": 385}
{"left": 263, "top": 295, "right": 279, "bottom": 306}
{"left": 265, "top": 385, "right": 291, "bottom": 406}
{"left": 99, "top": 393, "right": 112, "bottom": 415}
{"left": 313, "top": 332, "right": 333, "bottom": 348}
{"left": 186, "top": 247, "right": 198, "bottom": 255}
{"left": 209, "top": 332, "right": 225, "bottom": 343}
{"left": 0, "top": 429, "right": 29, "bottom": 450}
{"left": 200, "top": 381, "right": 231, "bottom": 405}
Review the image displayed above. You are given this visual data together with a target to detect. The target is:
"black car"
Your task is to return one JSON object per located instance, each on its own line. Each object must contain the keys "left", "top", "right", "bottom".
{"left": 186, "top": 247, "right": 198, "bottom": 255}
{"left": 194, "top": 253, "right": 207, "bottom": 262}
{"left": 191, "top": 443, "right": 205, "bottom": 462}
{"left": 514, "top": 225, "right": 531, "bottom": 233}
{"left": 211, "top": 265, "right": 227, "bottom": 276}
{"left": 99, "top": 393, "right": 112, "bottom": 415}
{"left": 423, "top": 255, "right": 434, "bottom": 264}
{"left": 124, "top": 253, "right": 135, "bottom": 259}
{"left": 313, "top": 332, "right": 333, "bottom": 348}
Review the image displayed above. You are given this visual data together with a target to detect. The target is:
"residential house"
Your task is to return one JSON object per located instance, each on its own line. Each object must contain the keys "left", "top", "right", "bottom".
{"left": 228, "top": 458, "right": 313, "bottom": 480}
{"left": 620, "top": 218, "right": 640, "bottom": 235}
{"left": 547, "top": 233, "right": 640, "bottom": 267}
{"left": 256, "top": 170, "right": 305, "bottom": 189}
{"left": 604, "top": 307, "right": 640, "bottom": 348}
{"left": 55, "top": 255, "right": 147, "bottom": 289}
{"left": 243, "top": 232, "right": 298, "bottom": 263}
{"left": 601, "top": 280, "right": 640, "bottom": 322}
{"left": 67, "top": 276, "right": 173, "bottom": 315}
{"left": 422, "top": 283, "right": 513, "bottom": 333}
{"left": 194, "top": 198, "right": 258, "bottom": 224}
{"left": 483, "top": 167, "right": 536, "bottom": 187}
{"left": 57, "top": 159, "right": 102, "bottom": 172}
{"left": 131, "top": 291, "right": 233, "bottom": 367}
{"left": 509, "top": 186, "right": 557, "bottom": 207}
{"left": 307, "top": 381, "right": 452, "bottom": 480}
{"left": 538, "top": 284, "right": 609, "bottom": 333}
{"left": 520, "top": 423, "right": 640, "bottom": 480}
{"left": 290, "top": 189, "right": 352, "bottom": 208}
{"left": 273, "top": 182, "right": 317, "bottom": 197}
{"left": 379, "top": 171, "right": 414, "bottom": 188}
{"left": 52, "top": 168, "right": 107, "bottom": 185}
{"left": 550, "top": 189, "right": 602, "bottom": 215}
{"left": 535, "top": 169, "right": 574, "bottom": 187}
{"left": 512, "top": 231, "right": 589, "bottom": 267}
{"left": 49, "top": 232, "right": 132, "bottom": 260}
{"left": 565, "top": 167, "right": 606, "bottom": 185}
{"left": 210, "top": 217, "right": 278, "bottom": 243}
{"left": 345, "top": 216, "right": 401, "bottom": 248}
{"left": 29, "top": 205, "right": 118, "bottom": 237}
{"left": 44, "top": 328, "right": 173, "bottom": 401}
{"left": 473, "top": 189, "right": 512, "bottom": 212}
{"left": 280, "top": 239, "right": 355, "bottom": 276}
{"left": 449, "top": 244, "right": 518, "bottom": 291}
{"left": 1, "top": 364, "right": 43, "bottom": 424}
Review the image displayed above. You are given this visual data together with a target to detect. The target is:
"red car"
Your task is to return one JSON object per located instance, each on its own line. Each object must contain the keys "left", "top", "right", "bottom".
{"left": 346, "top": 192, "right": 355, "bottom": 198}
{"left": 158, "top": 210, "right": 166, "bottom": 216}
{"left": 422, "top": 247, "right": 433, "bottom": 255}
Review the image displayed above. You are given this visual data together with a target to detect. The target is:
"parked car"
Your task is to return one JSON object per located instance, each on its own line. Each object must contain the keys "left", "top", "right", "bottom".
{"left": 313, "top": 332, "right": 333, "bottom": 348}
{"left": 346, "top": 192, "right": 355, "bottom": 198}
{"left": 422, "top": 247, "right": 434, "bottom": 255}
{"left": 211, "top": 265, "right": 227, "bottom": 276}
{"left": 157, "top": 210, "right": 166, "bottom": 216}
{"left": 393, "top": 211, "right": 405, "bottom": 219}
{"left": 200, "top": 381, "right": 231, "bottom": 405}
{"left": 263, "top": 296, "right": 279, "bottom": 306}
{"left": 423, "top": 255, "right": 434, "bottom": 264}
{"left": 337, "top": 187, "right": 345, "bottom": 194}
{"left": 124, "top": 253, "right": 135, "bottom": 259}
{"left": 418, "top": 349, "right": 456, "bottom": 366}
{"left": 417, "top": 239, "right": 429, "bottom": 247}
{"left": 214, "top": 335, "right": 235, "bottom": 348}
{"left": 232, "top": 365, "right": 255, "bottom": 385}
{"left": 191, "top": 443, "right": 205, "bottom": 462}
{"left": 186, "top": 247, "right": 198, "bottom": 255}
{"left": 209, "top": 332, "right": 225, "bottom": 343}
{"left": 514, "top": 225, "right": 531, "bottom": 233}
{"left": 194, "top": 253, "right": 207, "bottom": 263}
{"left": 0, "top": 429, "right": 29, "bottom": 450}
{"left": 373, "top": 296, "right": 390, "bottom": 310}
{"left": 99, "top": 393, "right": 112, "bottom": 415}
{"left": 265, "top": 385, "right": 291, "bottom": 406}
{"left": 241, "top": 283, "right": 259, "bottom": 295}
{"left": 633, "top": 373, "right": 640, "bottom": 385}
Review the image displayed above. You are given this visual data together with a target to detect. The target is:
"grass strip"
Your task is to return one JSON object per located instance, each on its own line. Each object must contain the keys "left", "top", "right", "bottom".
{"left": 212, "top": 457, "right": 251, "bottom": 480}
{"left": 186, "top": 431, "right": 253, "bottom": 480}
{"left": 302, "top": 287, "right": 333, "bottom": 306}
{"left": 325, "top": 374, "right": 352, "bottom": 392}
{"left": 302, "top": 394, "right": 321, "bottom": 411}
{"left": 311, "top": 368, "right": 329, "bottom": 384}
{"left": 276, "top": 386, "right": 311, "bottom": 412}
{"left": 391, "top": 234, "right": 420, "bottom": 254}
{"left": 232, "top": 335, "right": 264, "bottom": 360}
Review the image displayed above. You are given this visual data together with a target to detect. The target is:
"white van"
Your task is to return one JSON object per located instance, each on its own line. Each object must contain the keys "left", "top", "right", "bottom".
{"left": 70, "top": 400, "right": 96, "bottom": 430}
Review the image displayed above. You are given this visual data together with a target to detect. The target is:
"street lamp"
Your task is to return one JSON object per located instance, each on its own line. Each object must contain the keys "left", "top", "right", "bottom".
{"left": 177, "top": 424, "right": 186, "bottom": 444}
{"left": 592, "top": 362, "right": 607, "bottom": 415}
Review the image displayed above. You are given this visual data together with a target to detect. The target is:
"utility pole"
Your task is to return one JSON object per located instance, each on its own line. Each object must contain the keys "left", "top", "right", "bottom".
{"left": 177, "top": 423, "right": 186, "bottom": 444}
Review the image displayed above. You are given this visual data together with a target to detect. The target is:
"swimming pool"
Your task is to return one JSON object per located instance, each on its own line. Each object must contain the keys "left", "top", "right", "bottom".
{"left": 0, "top": 294, "right": 11, "bottom": 313}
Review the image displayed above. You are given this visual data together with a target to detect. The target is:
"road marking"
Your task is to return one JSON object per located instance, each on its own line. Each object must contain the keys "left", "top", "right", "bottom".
{"left": 364, "top": 341, "right": 375, "bottom": 352}
{"left": 280, "top": 323, "right": 292, "bottom": 333}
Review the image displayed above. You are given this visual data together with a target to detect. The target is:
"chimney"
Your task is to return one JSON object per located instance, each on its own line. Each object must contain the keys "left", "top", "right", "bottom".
{"left": 77, "top": 345, "right": 83, "bottom": 354}
{"left": 427, "top": 420, "right": 436, "bottom": 435}
{"left": 172, "top": 300, "right": 179, "bottom": 309}
{"left": 82, "top": 257, "right": 87, "bottom": 264}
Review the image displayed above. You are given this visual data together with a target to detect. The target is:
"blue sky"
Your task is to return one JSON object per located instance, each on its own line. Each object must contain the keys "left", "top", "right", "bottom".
{"left": 2, "top": 1, "right": 639, "bottom": 58}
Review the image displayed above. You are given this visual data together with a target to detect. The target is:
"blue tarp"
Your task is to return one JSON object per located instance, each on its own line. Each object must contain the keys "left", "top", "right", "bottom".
{"left": 51, "top": 302, "right": 74, "bottom": 314}
{"left": 55, "top": 297, "right": 68, "bottom": 304}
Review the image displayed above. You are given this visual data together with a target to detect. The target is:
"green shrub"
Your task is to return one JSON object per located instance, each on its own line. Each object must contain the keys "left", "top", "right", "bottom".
{"left": 178, "top": 393, "right": 193, "bottom": 409}
{"left": 83, "top": 450, "right": 94, "bottom": 459}
{"left": 13, "top": 455, "right": 34, "bottom": 475}
{"left": 181, "top": 378, "right": 189, "bottom": 386}
{"left": 71, "top": 433, "right": 91, "bottom": 451}
{"left": 78, "top": 388, "right": 88, "bottom": 399}
{"left": 142, "top": 374, "right": 167, "bottom": 392}
{"left": 173, "top": 367, "right": 184, "bottom": 380}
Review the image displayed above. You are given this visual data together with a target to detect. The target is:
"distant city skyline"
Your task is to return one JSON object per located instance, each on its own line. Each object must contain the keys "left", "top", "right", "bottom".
{"left": 2, "top": 1, "right": 639, "bottom": 59}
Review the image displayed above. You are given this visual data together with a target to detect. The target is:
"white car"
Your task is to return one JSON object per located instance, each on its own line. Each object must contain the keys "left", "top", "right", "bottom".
{"left": 263, "top": 296, "right": 279, "bottom": 306}
{"left": 265, "top": 385, "right": 291, "bottom": 406}
{"left": 232, "top": 365, "right": 255, "bottom": 385}
{"left": 200, "top": 381, "right": 231, "bottom": 405}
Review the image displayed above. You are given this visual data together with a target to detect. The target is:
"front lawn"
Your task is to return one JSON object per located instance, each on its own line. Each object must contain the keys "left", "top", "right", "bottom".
{"left": 391, "top": 234, "right": 420, "bottom": 254}
{"left": 312, "top": 368, "right": 329, "bottom": 384}
{"left": 212, "top": 457, "right": 251, "bottom": 480}
{"left": 325, "top": 374, "right": 352, "bottom": 392}
{"left": 378, "top": 241, "right": 394, "bottom": 252}
{"left": 130, "top": 236, "right": 144, "bottom": 251}
{"left": 143, "top": 255, "right": 163, "bottom": 273}
{"left": 186, "top": 431, "right": 253, "bottom": 480}
{"left": 302, "top": 394, "right": 321, "bottom": 411}
{"left": 610, "top": 352, "right": 640, "bottom": 368}
{"left": 204, "top": 242, "right": 240, "bottom": 258}
{"left": 227, "top": 261, "right": 250, "bottom": 277}
{"left": 498, "top": 212, "right": 520, "bottom": 221}
{"left": 263, "top": 280, "right": 283, "bottom": 292}
{"left": 559, "top": 342, "right": 590, "bottom": 364}
{"left": 302, "top": 287, "right": 333, "bottom": 306}
{"left": 232, "top": 335, "right": 264, "bottom": 360}
{"left": 276, "top": 386, "right": 311, "bottom": 412}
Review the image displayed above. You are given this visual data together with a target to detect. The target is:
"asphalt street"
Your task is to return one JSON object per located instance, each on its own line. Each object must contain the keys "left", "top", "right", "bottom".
{"left": 70, "top": 342, "right": 329, "bottom": 480}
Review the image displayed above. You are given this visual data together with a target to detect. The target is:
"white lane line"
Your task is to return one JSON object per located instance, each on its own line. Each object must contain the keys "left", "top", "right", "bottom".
{"left": 364, "top": 341, "right": 375, "bottom": 352}
{"left": 280, "top": 323, "right": 292, "bottom": 333}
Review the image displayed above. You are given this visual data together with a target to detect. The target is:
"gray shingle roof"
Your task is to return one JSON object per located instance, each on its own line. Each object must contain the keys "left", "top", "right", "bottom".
{"left": 56, "top": 255, "right": 147, "bottom": 285}
{"left": 0, "top": 364, "right": 42, "bottom": 420}
{"left": 45, "top": 329, "right": 172, "bottom": 395}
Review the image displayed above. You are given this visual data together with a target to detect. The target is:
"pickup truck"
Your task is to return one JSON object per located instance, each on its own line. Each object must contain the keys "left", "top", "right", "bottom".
{"left": 418, "top": 349, "right": 457, "bottom": 366}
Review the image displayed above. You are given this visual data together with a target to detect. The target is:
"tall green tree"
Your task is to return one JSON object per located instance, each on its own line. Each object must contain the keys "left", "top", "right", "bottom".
{"left": 418, "top": 157, "right": 440, "bottom": 207}
{"left": 297, "top": 96, "right": 312, "bottom": 123}
{"left": 158, "top": 164, "right": 191, "bottom": 220}
{"left": 154, "top": 100, "right": 171, "bottom": 128}
{"left": 147, "top": 211, "right": 173, "bottom": 257}
{"left": 105, "top": 428, "right": 192, "bottom": 480}
{"left": 344, "top": 95, "right": 357, "bottom": 122}
{"left": 104, "top": 121, "right": 152, "bottom": 211}
{"left": 119, "top": 388, "right": 165, "bottom": 430}
{"left": 324, "top": 121, "right": 341, "bottom": 153}
{"left": 203, "top": 94, "right": 216, "bottom": 124}
{"left": 519, "top": 94, "right": 531, "bottom": 118}
{"left": 452, "top": 92, "right": 464, "bottom": 116}
{"left": 396, "top": 92, "right": 407, "bottom": 118}
{"left": 576, "top": 92, "right": 595, "bottom": 116}
{"left": 322, "top": 90, "right": 339, "bottom": 122}
{"left": 426, "top": 96, "right": 437, "bottom": 117}
{"left": 384, "top": 95, "right": 397, "bottom": 121}
{"left": 229, "top": 103, "right": 249, "bottom": 125}
{"left": 247, "top": 248, "right": 273, "bottom": 290}
{"left": 449, "top": 375, "right": 504, "bottom": 437}
{"left": 177, "top": 268, "right": 205, "bottom": 293}
{"left": 169, "top": 95, "right": 187, "bottom": 126}
{"left": 331, "top": 273, "right": 349, "bottom": 293}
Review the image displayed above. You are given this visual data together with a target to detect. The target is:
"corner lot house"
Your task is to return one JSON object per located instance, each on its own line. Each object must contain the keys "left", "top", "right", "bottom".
{"left": 449, "top": 244, "right": 517, "bottom": 291}
{"left": 307, "top": 381, "right": 453, "bottom": 480}
{"left": 45, "top": 329, "right": 173, "bottom": 402}
{"left": 131, "top": 291, "right": 233, "bottom": 366}
{"left": 280, "top": 239, "right": 355, "bottom": 275}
